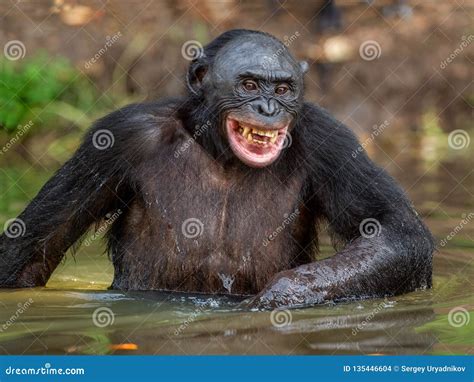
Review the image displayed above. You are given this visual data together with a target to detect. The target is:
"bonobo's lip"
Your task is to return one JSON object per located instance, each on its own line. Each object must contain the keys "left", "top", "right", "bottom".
{"left": 226, "top": 114, "right": 289, "bottom": 168}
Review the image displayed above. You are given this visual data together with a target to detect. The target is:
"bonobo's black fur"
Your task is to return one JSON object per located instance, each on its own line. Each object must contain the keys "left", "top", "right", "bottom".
{"left": 0, "top": 29, "right": 434, "bottom": 309}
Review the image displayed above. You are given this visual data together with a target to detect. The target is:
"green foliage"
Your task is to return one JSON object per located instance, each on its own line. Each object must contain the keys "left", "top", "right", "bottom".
{"left": 0, "top": 53, "right": 98, "bottom": 132}
{"left": 0, "top": 167, "right": 51, "bottom": 223}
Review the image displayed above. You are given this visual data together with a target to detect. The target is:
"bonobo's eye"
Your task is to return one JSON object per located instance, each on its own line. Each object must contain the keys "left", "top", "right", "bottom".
{"left": 242, "top": 80, "right": 258, "bottom": 92}
{"left": 275, "top": 83, "right": 290, "bottom": 95}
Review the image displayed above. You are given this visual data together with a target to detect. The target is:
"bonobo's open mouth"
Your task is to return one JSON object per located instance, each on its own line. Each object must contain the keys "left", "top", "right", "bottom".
{"left": 226, "top": 115, "right": 289, "bottom": 168}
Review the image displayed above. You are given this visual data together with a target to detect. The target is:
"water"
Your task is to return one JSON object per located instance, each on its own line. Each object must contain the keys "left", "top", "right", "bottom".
{"left": 0, "top": 148, "right": 473, "bottom": 355}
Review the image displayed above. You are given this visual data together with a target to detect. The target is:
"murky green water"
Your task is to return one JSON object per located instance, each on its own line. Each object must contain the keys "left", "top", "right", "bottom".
{"left": 0, "top": 146, "right": 473, "bottom": 355}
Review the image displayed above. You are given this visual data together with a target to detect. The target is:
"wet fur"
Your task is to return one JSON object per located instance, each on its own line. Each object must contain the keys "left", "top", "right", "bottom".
{"left": 0, "top": 30, "right": 434, "bottom": 304}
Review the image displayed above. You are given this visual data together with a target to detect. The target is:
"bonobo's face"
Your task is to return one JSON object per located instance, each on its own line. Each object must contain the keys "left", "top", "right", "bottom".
{"left": 203, "top": 35, "right": 307, "bottom": 168}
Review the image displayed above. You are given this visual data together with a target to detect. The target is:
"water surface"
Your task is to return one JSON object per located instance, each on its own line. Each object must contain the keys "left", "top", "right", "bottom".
{"left": 0, "top": 148, "right": 472, "bottom": 355}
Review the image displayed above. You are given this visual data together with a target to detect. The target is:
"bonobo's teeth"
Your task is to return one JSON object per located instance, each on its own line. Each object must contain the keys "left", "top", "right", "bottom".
{"left": 237, "top": 122, "right": 279, "bottom": 145}
{"left": 250, "top": 128, "right": 277, "bottom": 138}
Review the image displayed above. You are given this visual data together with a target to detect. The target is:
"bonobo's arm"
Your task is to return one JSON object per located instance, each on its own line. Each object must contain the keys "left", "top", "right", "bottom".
{"left": 249, "top": 104, "right": 435, "bottom": 309}
{"left": 0, "top": 103, "right": 165, "bottom": 287}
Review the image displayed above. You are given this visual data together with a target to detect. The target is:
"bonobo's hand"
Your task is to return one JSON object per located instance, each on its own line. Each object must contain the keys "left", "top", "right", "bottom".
{"left": 243, "top": 266, "right": 331, "bottom": 310}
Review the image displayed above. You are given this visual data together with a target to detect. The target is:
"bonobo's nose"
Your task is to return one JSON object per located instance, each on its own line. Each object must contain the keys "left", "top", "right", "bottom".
{"left": 252, "top": 99, "right": 279, "bottom": 117}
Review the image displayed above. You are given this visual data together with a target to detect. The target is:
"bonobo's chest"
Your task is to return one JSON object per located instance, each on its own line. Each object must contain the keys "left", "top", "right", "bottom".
{"left": 113, "top": 133, "right": 314, "bottom": 294}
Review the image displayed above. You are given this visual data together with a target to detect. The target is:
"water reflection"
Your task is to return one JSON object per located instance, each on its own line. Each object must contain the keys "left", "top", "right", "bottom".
{"left": 0, "top": 258, "right": 470, "bottom": 356}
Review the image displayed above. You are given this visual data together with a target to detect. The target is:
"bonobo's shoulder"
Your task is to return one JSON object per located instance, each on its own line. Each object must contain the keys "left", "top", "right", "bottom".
{"left": 85, "top": 98, "right": 185, "bottom": 161}
{"left": 94, "top": 98, "right": 183, "bottom": 129}
{"left": 90, "top": 98, "right": 186, "bottom": 146}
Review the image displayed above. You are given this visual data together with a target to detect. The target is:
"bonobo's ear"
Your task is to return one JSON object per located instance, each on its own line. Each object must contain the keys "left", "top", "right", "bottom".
{"left": 299, "top": 60, "right": 309, "bottom": 74}
{"left": 186, "top": 56, "right": 209, "bottom": 95}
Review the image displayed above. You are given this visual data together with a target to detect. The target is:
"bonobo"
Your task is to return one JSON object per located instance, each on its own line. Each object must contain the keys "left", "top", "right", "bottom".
{"left": 0, "top": 30, "right": 434, "bottom": 309}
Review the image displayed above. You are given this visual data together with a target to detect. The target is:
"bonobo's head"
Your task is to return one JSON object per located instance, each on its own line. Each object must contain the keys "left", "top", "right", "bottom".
{"left": 187, "top": 29, "right": 308, "bottom": 168}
